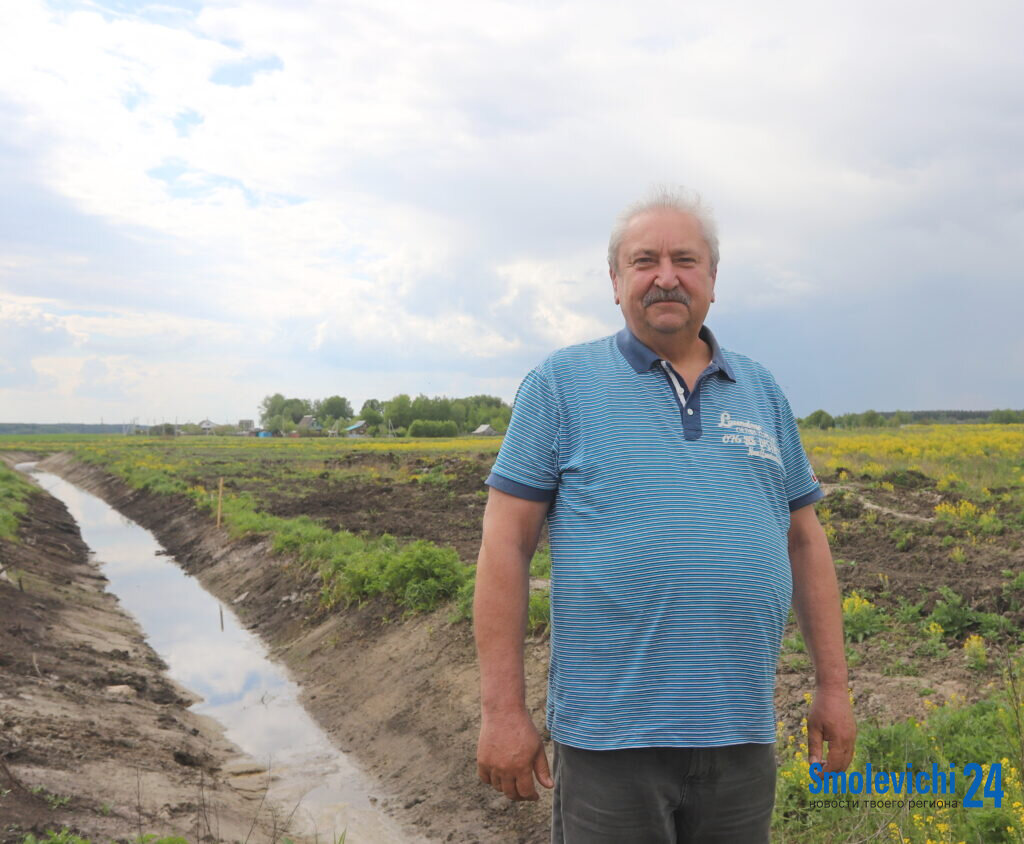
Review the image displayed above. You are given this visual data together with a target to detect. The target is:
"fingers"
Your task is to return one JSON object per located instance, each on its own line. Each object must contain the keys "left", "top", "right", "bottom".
{"left": 477, "top": 749, "right": 552, "bottom": 803}
{"left": 810, "top": 695, "right": 858, "bottom": 772}
{"left": 823, "top": 726, "right": 857, "bottom": 773}
{"left": 477, "top": 718, "right": 551, "bottom": 802}
{"left": 499, "top": 772, "right": 519, "bottom": 801}
{"left": 514, "top": 771, "right": 539, "bottom": 801}
{"left": 824, "top": 743, "right": 853, "bottom": 773}
{"left": 534, "top": 744, "right": 554, "bottom": 789}
{"left": 479, "top": 767, "right": 540, "bottom": 801}
{"left": 807, "top": 721, "right": 824, "bottom": 767}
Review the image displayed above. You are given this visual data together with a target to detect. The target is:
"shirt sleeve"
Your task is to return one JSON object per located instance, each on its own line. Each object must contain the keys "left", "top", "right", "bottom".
{"left": 774, "top": 383, "right": 824, "bottom": 511}
{"left": 487, "top": 365, "right": 560, "bottom": 502}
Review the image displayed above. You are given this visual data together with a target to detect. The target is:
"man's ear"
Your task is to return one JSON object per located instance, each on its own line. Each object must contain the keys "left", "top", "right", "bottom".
{"left": 710, "top": 268, "right": 717, "bottom": 303}
{"left": 610, "top": 266, "right": 620, "bottom": 305}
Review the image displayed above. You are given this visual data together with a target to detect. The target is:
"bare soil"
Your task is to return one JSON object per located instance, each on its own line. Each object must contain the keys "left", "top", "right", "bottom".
{"left": 253, "top": 453, "right": 494, "bottom": 565}
{"left": 823, "top": 477, "right": 1021, "bottom": 615}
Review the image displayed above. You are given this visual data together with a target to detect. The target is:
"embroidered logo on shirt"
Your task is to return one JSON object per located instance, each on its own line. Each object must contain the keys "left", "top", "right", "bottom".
{"left": 719, "top": 412, "right": 783, "bottom": 467}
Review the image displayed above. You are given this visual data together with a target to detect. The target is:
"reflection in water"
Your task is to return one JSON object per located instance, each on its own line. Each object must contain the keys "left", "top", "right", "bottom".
{"left": 25, "top": 467, "right": 410, "bottom": 843}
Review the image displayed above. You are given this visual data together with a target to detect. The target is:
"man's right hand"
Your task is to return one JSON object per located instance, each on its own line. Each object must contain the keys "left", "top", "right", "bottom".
{"left": 477, "top": 711, "right": 554, "bottom": 801}
{"left": 474, "top": 488, "right": 552, "bottom": 801}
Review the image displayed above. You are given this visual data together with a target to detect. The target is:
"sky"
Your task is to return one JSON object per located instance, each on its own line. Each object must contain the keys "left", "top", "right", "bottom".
{"left": 2, "top": 0, "right": 1023, "bottom": 424}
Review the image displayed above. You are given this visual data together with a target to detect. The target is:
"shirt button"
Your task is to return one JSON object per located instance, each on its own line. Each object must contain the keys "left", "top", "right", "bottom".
{"left": 686, "top": 408, "right": 694, "bottom": 416}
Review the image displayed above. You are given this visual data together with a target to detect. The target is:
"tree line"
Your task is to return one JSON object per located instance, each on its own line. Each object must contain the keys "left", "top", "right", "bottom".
{"left": 799, "top": 408, "right": 1024, "bottom": 429}
{"left": 259, "top": 392, "right": 512, "bottom": 437}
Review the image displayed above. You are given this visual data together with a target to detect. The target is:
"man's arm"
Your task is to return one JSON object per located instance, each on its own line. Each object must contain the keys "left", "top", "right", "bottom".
{"left": 474, "top": 486, "right": 553, "bottom": 801}
{"left": 788, "top": 503, "right": 857, "bottom": 772}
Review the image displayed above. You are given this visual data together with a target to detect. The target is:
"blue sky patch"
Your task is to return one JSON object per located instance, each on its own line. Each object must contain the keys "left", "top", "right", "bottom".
{"left": 147, "top": 160, "right": 189, "bottom": 185}
{"left": 46, "top": 0, "right": 201, "bottom": 22}
{"left": 146, "top": 160, "right": 306, "bottom": 208}
{"left": 210, "top": 56, "right": 284, "bottom": 87}
{"left": 172, "top": 109, "right": 203, "bottom": 137}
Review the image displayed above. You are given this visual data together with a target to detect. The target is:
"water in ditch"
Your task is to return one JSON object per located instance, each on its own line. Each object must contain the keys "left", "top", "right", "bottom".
{"left": 20, "top": 465, "right": 415, "bottom": 843}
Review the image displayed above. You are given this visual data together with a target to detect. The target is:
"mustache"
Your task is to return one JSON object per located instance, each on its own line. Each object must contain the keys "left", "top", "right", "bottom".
{"left": 643, "top": 287, "right": 691, "bottom": 308}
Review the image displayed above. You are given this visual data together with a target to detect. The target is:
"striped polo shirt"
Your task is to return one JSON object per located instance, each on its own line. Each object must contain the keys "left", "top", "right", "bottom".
{"left": 487, "top": 325, "right": 823, "bottom": 750}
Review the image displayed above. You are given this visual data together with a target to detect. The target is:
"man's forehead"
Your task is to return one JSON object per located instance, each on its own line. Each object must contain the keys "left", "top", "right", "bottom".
{"left": 622, "top": 209, "right": 708, "bottom": 251}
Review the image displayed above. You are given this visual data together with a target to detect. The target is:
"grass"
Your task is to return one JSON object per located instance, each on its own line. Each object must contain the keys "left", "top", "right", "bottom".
{"left": 28, "top": 786, "right": 70, "bottom": 811}
{"left": 842, "top": 591, "right": 887, "bottom": 642}
{"left": 201, "top": 504, "right": 471, "bottom": 614}
{"left": 529, "top": 546, "right": 552, "bottom": 578}
{"left": 527, "top": 589, "right": 551, "bottom": 636}
{"left": 0, "top": 463, "right": 35, "bottom": 541}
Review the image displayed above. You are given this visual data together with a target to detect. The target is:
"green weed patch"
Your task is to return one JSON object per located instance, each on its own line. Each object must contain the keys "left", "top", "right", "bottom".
{"left": 0, "top": 464, "right": 34, "bottom": 541}
{"left": 184, "top": 477, "right": 470, "bottom": 614}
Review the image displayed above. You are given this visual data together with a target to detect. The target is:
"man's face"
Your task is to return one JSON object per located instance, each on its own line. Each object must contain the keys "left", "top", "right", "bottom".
{"left": 610, "top": 208, "right": 716, "bottom": 341}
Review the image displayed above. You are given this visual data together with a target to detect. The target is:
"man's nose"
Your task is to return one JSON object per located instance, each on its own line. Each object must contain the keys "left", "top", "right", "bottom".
{"left": 653, "top": 258, "right": 680, "bottom": 287}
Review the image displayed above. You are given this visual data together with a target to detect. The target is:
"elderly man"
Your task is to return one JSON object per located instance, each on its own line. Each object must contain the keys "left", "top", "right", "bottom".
{"left": 474, "top": 188, "right": 855, "bottom": 843}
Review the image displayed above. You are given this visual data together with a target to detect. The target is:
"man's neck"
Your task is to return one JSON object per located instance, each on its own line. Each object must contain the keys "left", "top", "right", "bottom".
{"left": 637, "top": 325, "right": 711, "bottom": 374}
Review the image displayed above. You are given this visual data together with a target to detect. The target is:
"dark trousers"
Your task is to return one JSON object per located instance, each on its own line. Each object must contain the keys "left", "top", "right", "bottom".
{"left": 551, "top": 742, "right": 776, "bottom": 843}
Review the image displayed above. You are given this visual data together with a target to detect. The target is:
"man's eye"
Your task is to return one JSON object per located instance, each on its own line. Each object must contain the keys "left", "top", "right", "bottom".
{"left": 633, "top": 257, "right": 654, "bottom": 267}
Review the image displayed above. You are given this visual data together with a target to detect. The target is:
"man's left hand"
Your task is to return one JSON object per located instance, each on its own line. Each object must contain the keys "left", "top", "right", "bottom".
{"left": 807, "top": 688, "right": 856, "bottom": 772}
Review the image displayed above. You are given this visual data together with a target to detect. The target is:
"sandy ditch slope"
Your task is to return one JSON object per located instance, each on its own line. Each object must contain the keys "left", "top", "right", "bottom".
{"left": 0, "top": 457, "right": 301, "bottom": 843}
{"left": 37, "top": 453, "right": 552, "bottom": 844}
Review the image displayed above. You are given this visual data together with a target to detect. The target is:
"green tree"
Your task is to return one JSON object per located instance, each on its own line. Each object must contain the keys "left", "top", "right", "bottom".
{"left": 860, "top": 409, "right": 884, "bottom": 427}
{"left": 259, "top": 393, "right": 311, "bottom": 425}
{"left": 465, "top": 395, "right": 509, "bottom": 430}
{"left": 411, "top": 394, "right": 434, "bottom": 422}
{"left": 802, "top": 409, "right": 835, "bottom": 429}
{"left": 259, "top": 393, "right": 287, "bottom": 426}
{"left": 361, "top": 407, "right": 383, "bottom": 427}
{"left": 282, "top": 398, "right": 312, "bottom": 424}
{"left": 385, "top": 394, "right": 414, "bottom": 429}
{"left": 450, "top": 399, "right": 468, "bottom": 431}
{"left": 319, "top": 395, "right": 353, "bottom": 422}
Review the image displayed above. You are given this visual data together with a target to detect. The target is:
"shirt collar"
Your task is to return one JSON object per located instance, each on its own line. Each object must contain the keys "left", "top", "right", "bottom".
{"left": 615, "top": 324, "right": 736, "bottom": 382}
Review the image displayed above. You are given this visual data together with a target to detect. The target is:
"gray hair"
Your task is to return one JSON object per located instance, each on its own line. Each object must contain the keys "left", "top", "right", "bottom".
{"left": 607, "top": 187, "right": 719, "bottom": 275}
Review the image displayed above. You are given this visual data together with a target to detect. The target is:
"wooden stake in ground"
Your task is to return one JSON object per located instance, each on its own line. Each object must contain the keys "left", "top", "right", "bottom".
{"left": 216, "top": 477, "right": 224, "bottom": 528}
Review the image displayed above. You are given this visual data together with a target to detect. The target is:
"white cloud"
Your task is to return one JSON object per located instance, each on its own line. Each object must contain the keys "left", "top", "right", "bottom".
{"left": 30, "top": 356, "right": 85, "bottom": 398}
{"left": 494, "top": 257, "right": 617, "bottom": 347}
{"left": 1, "top": 0, "right": 1022, "bottom": 419}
